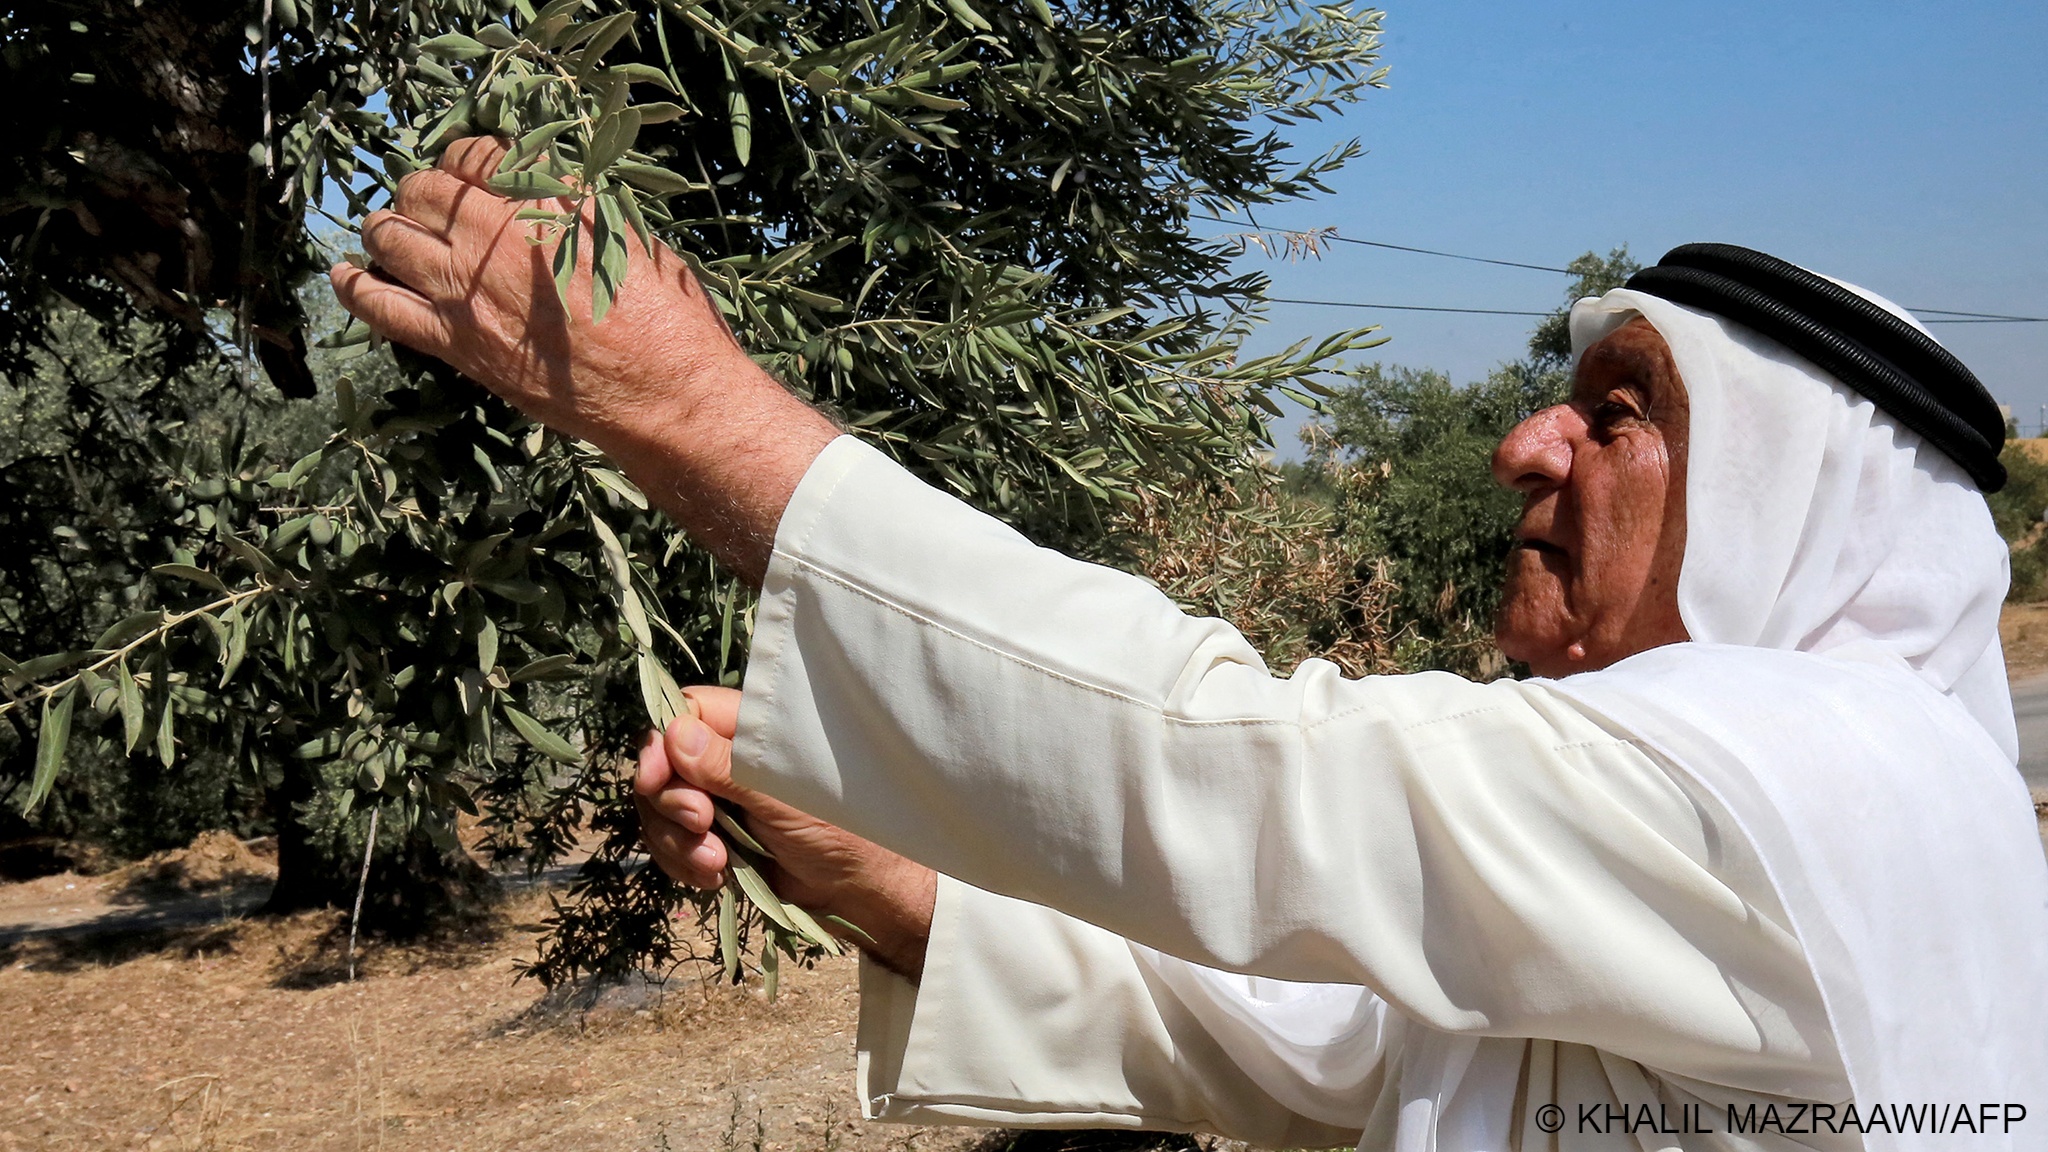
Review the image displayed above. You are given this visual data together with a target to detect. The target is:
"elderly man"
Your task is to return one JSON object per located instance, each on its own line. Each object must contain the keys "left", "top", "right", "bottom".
{"left": 333, "top": 138, "right": 2048, "bottom": 1151}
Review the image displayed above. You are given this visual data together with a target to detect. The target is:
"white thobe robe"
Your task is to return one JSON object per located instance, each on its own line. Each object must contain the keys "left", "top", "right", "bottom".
{"left": 731, "top": 436, "right": 1879, "bottom": 1150}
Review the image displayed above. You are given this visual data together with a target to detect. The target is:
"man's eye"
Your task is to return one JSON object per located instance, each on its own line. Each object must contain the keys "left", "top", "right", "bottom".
{"left": 1593, "top": 400, "right": 1635, "bottom": 426}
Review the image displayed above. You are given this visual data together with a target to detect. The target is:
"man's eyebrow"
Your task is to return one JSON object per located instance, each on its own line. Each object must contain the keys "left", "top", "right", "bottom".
{"left": 1575, "top": 347, "right": 1645, "bottom": 392}
{"left": 1573, "top": 348, "right": 1676, "bottom": 423}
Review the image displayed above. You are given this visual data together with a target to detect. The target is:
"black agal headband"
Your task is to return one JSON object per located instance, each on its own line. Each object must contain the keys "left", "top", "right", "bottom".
{"left": 1623, "top": 243, "right": 2007, "bottom": 492}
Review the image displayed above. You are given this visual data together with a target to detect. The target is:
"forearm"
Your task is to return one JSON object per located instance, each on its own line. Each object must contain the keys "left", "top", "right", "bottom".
{"left": 594, "top": 361, "right": 838, "bottom": 587}
{"left": 817, "top": 848, "right": 936, "bottom": 981}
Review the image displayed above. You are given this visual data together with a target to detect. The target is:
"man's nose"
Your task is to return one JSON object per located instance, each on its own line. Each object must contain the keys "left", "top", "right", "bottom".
{"left": 1492, "top": 404, "right": 1577, "bottom": 494}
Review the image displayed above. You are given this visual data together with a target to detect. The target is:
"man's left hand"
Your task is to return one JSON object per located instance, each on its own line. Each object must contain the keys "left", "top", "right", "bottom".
{"left": 635, "top": 687, "right": 937, "bottom": 979}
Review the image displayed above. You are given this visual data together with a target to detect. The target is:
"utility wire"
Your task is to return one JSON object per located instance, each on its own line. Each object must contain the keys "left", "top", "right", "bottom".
{"left": 1322, "top": 235, "right": 1573, "bottom": 274}
{"left": 1263, "top": 296, "right": 2043, "bottom": 323}
{"left": 1267, "top": 297, "right": 1548, "bottom": 317}
{"left": 1195, "top": 213, "right": 1574, "bottom": 274}
{"left": 1906, "top": 309, "right": 2048, "bottom": 323}
{"left": 1196, "top": 214, "right": 2047, "bottom": 324}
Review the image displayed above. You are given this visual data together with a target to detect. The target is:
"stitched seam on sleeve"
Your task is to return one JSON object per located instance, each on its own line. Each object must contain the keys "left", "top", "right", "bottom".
{"left": 781, "top": 435, "right": 865, "bottom": 557}
{"left": 1294, "top": 697, "right": 1407, "bottom": 733}
{"left": 774, "top": 551, "right": 1538, "bottom": 740}
{"left": 1399, "top": 705, "right": 1509, "bottom": 731}
{"left": 778, "top": 551, "right": 1162, "bottom": 709}
{"left": 776, "top": 551, "right": 1319, "bottom": 726}
{"left": 1549, "top": 737, "right": 1645, "bottom": 754}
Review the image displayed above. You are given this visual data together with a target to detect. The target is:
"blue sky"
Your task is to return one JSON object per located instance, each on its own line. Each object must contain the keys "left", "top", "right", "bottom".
{"left": 1225, "top": 1, "right": 2048, "bottom": 450}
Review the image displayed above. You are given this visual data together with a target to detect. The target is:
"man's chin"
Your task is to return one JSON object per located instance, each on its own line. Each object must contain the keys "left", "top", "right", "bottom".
{"left": 1493, "top": 625, "right": 1547, "bottom": 669}
{"left": 1493, "top": 589, "right": 1571, "bottom": 672}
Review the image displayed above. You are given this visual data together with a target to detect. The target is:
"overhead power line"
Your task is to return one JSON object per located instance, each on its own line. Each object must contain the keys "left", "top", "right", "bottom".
{"left": 1322, "top": 235, "right": 1574, "bottom": 274}
{"left": 1263, "top": 296, "right": 2044, "bottom": 324}
{"left": 1905, "top": 309, "right": 2048, "bottom": 323}
{"left": 1910, "top": 307, "right": 2037, "bottom": 318}
{"left": 1194, "top": 213, "right": 1574, "bottom": 273}
{"left": 1195, "top": 215, "right": 2047, "bottom": 324}
{"left": 1266, "top": 297, "right": 1548, "bottom": 317}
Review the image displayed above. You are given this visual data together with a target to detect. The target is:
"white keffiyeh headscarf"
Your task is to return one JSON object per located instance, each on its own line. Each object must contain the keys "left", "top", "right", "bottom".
{"left": 1137, "top": 277, "right": 2048, "bottom": 1151}
{"left": 1569, "top": 284, "right": 2017, "bottom": 758}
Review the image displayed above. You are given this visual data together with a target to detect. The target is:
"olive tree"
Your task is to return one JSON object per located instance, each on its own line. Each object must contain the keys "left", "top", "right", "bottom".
{"left": 2, "top": 0, "right": 1390, "bottom": 984}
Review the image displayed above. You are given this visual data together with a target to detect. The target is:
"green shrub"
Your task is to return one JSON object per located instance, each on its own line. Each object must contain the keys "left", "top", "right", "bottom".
{"left": 1991, "top": 443, "right": 2048, "bottom": 601}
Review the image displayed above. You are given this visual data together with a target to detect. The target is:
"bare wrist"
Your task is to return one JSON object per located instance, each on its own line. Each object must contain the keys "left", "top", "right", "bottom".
{"left": 591, "top": 356, "right": 840, "bottom": 586}
{"left": 826, "top": 856, "right": 936, "bottom": 982}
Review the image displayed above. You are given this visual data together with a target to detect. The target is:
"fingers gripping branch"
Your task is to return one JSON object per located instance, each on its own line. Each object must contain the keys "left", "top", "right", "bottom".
{"left": 329, "top": 262, "right": 451, "bottom": 354}
{"left": 630, "top": 685, "right": 936, "bottom": 978}
{"left": 327, "top": 132, "right": 839, "bottom": 587}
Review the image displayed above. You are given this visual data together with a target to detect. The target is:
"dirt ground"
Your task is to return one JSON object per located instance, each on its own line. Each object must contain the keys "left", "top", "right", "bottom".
{"left": 2002, "top": 600, "right": 2048, "bottom": 681}
{"left": 1, "top": 879, "right": 1013, "bottom": 1152}
{"left": 0, "top": 845, "right": 1230, "bottom": 1152}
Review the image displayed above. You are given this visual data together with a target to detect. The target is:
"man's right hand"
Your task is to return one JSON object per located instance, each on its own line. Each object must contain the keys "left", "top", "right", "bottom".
{"left": 330, "top": 137, "right": 840, "bottom": 587}
{"left": 634, "top": 686, "right": 936, "bottom": 979}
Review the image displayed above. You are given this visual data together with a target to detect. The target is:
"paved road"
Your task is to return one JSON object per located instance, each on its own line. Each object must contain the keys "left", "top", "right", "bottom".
{"left": 2013, "top": 673, "right": 2048, "bottom": 793}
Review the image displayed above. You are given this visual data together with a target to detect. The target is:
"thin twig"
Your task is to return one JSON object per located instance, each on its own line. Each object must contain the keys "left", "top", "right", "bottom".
{"left": 0, "top": 585, "right": 273, "bottom": 717}
{"left": 260, "top": 0, "right": 275, "bottom": 176}
{"left": 347, "top": 805, "right": 380, "bottom": 981}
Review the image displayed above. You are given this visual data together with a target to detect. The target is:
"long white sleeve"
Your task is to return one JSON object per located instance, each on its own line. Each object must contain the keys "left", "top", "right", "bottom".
{"left": 855, "top": 875, "right": 1394, "bottom": 1148}
{"left": 731, "top": 436, "right": 1846, "bottom": 1102}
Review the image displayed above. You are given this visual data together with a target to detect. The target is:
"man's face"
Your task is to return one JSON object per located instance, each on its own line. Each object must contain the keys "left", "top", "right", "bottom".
{"left": 1492, "top": 317, "right": 1691, "bottom": 676}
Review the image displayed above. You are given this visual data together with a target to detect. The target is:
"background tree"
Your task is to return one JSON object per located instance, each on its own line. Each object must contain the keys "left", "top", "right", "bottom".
{"left": 1989, "top": 441, "right": 2048, "bottom": 600}
{"left": 0, "top": 311, "right": 323, "bottom": 870}
{"left": 2, "top": 0, "right": 1392, "bottom": 984}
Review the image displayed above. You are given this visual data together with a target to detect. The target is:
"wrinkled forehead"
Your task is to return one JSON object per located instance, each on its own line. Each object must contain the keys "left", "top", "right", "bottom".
{"left": 1570, "top": 295, "right": 1739, "bottom": 420}
{"left": 1569, "top": 313, "right": 1689, "bottom": 414}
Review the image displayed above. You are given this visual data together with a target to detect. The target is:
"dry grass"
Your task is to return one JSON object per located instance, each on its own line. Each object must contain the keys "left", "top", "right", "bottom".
{"left": 1120, "top": 478, "right": 1402, "bottom": 679}
{"left": 0, "top": 878, "right": 999, "bottom": 1152}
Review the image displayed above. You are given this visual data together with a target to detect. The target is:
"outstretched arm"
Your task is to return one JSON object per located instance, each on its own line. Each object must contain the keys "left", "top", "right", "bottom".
{"left": 329, "top": 137, "right": 837, "bottom": 586}
{"left": 724, "top": 435, "right": 1839, "bottom": 1095}
{"left": 334, "top": 139, "right": 1833, "bottom": 1096}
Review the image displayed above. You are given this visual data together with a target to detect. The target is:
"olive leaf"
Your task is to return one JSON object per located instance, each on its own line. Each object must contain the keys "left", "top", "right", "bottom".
{"left": 25, "top": 687, "right": 76, "bottom": 813}
{"left": 502, "top": 705, "right": 582, "bottom": 764}
{"left": 116, "top": 660, "right": 145, "bottom": 754}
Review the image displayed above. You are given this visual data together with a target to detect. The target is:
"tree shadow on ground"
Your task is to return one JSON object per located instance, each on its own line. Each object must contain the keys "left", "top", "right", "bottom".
{"left": 0, "top": 921, "right": 249, "bottom": 971}
{"left": 0, "top": 893, "right": 511, "bottom": 988}
{"left": 266, "top": 908, "right": 510, "bottom": 989}
{"left": 0, "top": 894, "right": 263, "bottom": 971}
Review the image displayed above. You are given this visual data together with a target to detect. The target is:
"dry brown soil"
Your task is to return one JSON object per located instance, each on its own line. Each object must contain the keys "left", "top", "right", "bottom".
{"left": 0, "top": 847, "right": 1231, "bottom": 1152}
{"left": 0, "top": 877, "right": 993, "bottom": 1152}
{"left": 2002, "top": 601, "right": 2048, "bottom": 681}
